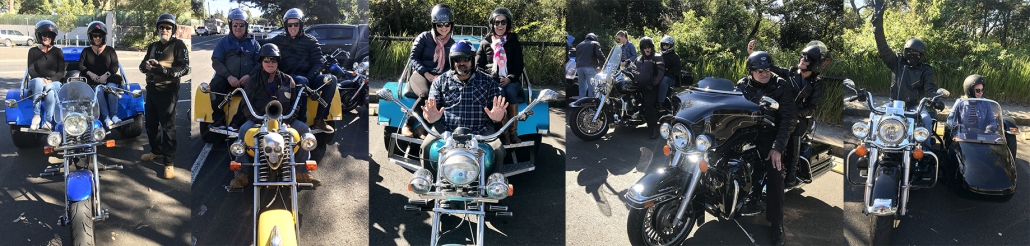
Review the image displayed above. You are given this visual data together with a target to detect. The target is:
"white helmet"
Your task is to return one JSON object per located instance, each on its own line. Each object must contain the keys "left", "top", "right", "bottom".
{"left": 660, "top": 36, "right": 675, "bottom": 51}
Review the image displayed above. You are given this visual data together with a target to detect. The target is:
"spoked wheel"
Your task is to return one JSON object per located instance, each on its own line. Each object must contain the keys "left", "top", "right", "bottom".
{"left": 69, "top": 200, "right": 96, "bottom": 246}
{"left": 338, "top": 87, "right": 366, "bottom": 113}
{"left": 626, "top": 197, "right": 700, "bottom": 246}
{"left": 869, "top": 215, "right": 895, "bottom": 245}
{"left": 569, "top": 106, "right": 609, "bottom": 141}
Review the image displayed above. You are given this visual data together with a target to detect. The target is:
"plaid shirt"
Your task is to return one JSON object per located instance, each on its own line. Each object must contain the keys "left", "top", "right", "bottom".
{"left": 428, "top": 70, "right": 502, "bottom": 135}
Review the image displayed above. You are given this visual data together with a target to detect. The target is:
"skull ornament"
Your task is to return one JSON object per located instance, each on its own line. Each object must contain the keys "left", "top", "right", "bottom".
{"left": 262, "top": 133, "right": 287, "bottom": 170}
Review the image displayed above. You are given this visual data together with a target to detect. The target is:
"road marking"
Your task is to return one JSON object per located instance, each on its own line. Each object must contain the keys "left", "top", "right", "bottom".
{"left": 192, "top": 38, "right": 220, "bottom": 45}
{"left": 190, "top": 143, "right": 213, "bottom": 183}
{"left": 178, "top": 99, "right": 190, "bottom": 102}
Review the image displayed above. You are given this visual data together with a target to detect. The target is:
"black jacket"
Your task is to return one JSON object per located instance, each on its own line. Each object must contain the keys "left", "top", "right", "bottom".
{"left": 737, "top": 74, "right": 798, "bottom": 152}
{"left": 769, "top": 66, "right": 823, "bottom": 118}
{"left": 632, "top": 53, "right": 664, "bottom": 88}
{"left": 873, "top": 11, "right": 938, "bottom": 107}
{"left": 408, "top": 30, "right": 454, "bottom": 76}
{"left": 139, "top": 38, "right": 190, "bottom": 87}
{"left": 27, "top": 46, "right": 65, "bottom": 82}
{"left": 260, "top": 32, "right": 323, "bottom": 79}
{"left": 244, "top": 69, "right": 298, "bottom": 121}
{"left": 575, "top": 40, "right": 605, "bottom": 69}
{"left": 661, "top": 49, "right": 681, "bottom": 85}
{"left": 476, "top": 33, "right": 524, "bottom": 81}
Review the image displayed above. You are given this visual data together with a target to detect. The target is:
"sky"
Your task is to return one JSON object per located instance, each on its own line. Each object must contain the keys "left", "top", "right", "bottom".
{"left": 205, "top": 0, "right": 261, "bottom": 18}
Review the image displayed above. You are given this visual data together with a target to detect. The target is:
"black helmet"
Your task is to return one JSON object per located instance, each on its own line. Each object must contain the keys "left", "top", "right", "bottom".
{"left": 86, "top": 21, "right": 107, "bottom": 45}
{"left": 229, "top": 8, "right": 248, "bottom": 30}
{"left": 801, "top": 41, "right": 829, "bottom": 73}
{"left": 34, "top": 20, "right": 57, "bottom": 45}
{"left": 490, "top": 7, "right": 513, "bottom": 34}
{"left": 156, "top": 13, "right": 177, "bottom": 33}
{"left": 259, "top": 43, "right": 281, "bottom": 58}
{"left": 904, "top": 38, "right": 926, "bottom": 55}
{"left": 638, "top": 37, "right": 654, "bottom": 51}
{"left": 449, "top": 39, "right": 475, "bottom": 59}
{"left": 747, "top": 51, "right": 774, "bottom": 70}
{"left": 431, "top": 4, "right": 453, "bottom": 24}
{"left": 962, "top": 74, "right": 985, "bottom": 98}
{"left": 584, "top": 33, "right": 597, "bottom": 41}
{"left": 283, "top": 8, "right": 304, "bottom": 30}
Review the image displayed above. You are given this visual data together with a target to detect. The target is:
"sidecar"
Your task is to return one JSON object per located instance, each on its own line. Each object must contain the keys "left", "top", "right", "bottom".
{"left": 5, "top": 46, "right": 144, "bottom": 148}
{"left": 938, "top": 98, "right": 1018, "bottom": 199}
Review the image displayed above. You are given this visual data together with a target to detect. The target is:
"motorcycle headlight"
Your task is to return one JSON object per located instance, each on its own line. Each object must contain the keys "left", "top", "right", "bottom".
{"left": 440, "top": 152, "right": 480, "bottom": 186}
{"left": 63, "top": 113, "right": 89, "bottom": 136}
{"left": 409, "top": 168, "right": 433, "bottom": 194}
{"left": 47, "top": 132, "right": 61, "bottom": 146}
{"left": 876, "top": 118, "right": 907, "bottom": 145}
{"left": 230, "top": 140, "right": 246, "bottom": 157}
{"left": 913, "top": 127, "right": 930, "bottom": 142}
{"left": 300, "top": 133, "right": 317, "bottom": 151}
{"left": 695, "top": 135, "right": 711, "bottom": 152}
{"left": 671, "top": 123, "right": 691, "bottom": 151}
{"left": 852, "top": 122, "right": 869, "bottom": 139}
{"left": 485, "top": 173, "right": 510, "bottom": 199}
{"left": 659, "top": 123, "right": 671, "bottom": 139}
{"left": 91, "top": 128, "right": 105, "bottom": 142}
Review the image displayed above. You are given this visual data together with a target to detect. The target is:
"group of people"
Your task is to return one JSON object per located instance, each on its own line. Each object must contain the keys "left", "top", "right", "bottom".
{"left": 24, "top": 14, "right": 189, "bottom": 179}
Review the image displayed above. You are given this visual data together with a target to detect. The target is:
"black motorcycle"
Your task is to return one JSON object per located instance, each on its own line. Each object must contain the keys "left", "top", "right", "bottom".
{"left": 320, "top": 47, "right": 367, "bottom": 112}
{"left": 569, "top": 44, "right": 679, "bottom": 141}
{"left": 623, "top": 77, "right": 831, "bottom": 245}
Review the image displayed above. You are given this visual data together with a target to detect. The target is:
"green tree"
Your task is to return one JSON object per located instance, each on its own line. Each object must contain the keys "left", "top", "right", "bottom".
{"left": 52, "top": 0, "right": 93, "bottom": 32}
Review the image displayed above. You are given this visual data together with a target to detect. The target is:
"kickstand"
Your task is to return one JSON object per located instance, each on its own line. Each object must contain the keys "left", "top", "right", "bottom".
{"left": 733, "top": 218, "right": 757, "bottom": 245}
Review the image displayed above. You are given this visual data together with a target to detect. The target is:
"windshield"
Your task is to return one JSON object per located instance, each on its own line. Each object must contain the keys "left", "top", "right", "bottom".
{"left": 57, "top": 81, "right": 99, "bottom": 119}
{"left": 947, "top": 98, "right": 1005, "bottom": 144}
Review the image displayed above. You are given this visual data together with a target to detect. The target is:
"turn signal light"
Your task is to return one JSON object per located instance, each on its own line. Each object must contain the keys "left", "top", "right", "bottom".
{"left": 508, "top": 184, "right": 514, "bottom": 197}
{"left": 305, "top": 160, "right": 318, "bottom": 171}
{"left": 663, "top": 145, "right": 671, "bottom": 156}
{"left": 43, "top": 146, "right": 54, "bottom": 155}
{"left": 856, "top": 145, "right": 868, "bottom": 157}
{"left": 105, "top": 140, "right": 115, "bottom": 147}
{"left": 229, "top": 161, "right": 241, "bottom": 171}
{"left": 699, "top": 160, "right": 709, "bottom": 173}
{"left": 913, "top": 148, "right": 924, "bottom": 160}
{"left": 643, "top": 201, "right": 655, "bottom": 209}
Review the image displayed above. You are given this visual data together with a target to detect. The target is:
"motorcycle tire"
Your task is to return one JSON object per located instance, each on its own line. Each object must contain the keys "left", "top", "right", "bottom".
{"left": 10, "top": 127, "right": 42, "bottom": 148}
{"left": 569, "top": 106, "right": 609, "bottom": 141}
{"left": 199, "top": 122, "right": 226, "bottom": 144}
{"left": 338, "top": 87, "right": 365, "bottom": 113}
{"left": 869, "top": 215, "right": 894, "bottom": 245}
{"left": 69, "top": 200, "right": 96, "bottom": 246}
{"left": 118, "top": 115, "right": 143, "bottom": 139}
{"left": 626, "top": 197, "right": 698, "bottom": 246}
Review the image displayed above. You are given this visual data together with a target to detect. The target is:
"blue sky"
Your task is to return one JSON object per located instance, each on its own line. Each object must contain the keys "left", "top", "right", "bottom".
{"left": 205, "top": 0, "right": 260, "bottom": 17}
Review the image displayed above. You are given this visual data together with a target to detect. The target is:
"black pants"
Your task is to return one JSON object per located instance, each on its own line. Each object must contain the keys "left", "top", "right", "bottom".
{"left": 145, "top": 82, "right": 179, "bottom": 165}
{"left": 291, "top": 74, "right": 338, "bottom": 123}
{"left": 209, "top": 75, "right": 246, "bottom": 126}
{"left": 785, "top": 118, "right": 812, "bottom": 179}
{"left": 641, "top": 88, "right": 658, "bottom": 129}
{"left": 751, "top": 131, "right": 784, "bottom": 227}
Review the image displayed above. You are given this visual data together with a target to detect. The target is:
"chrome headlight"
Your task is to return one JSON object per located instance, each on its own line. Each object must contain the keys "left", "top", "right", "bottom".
{"left": 63, "top": 113, "right": 89, "bottom": 136}
{"left": 695, "top": 135, "right": 711, "bottom": 152}
{"left": 262, "top": 133, "right": 286, "bottom": 170}
{"left": 230, "top": 140, "right": 246, "bottom": 156}
{"left": 485, "top": 173, "right": 509, "bottom": 199}
{"left": 659, "top": 123, "right": 671, "bottom": 139}
{"left": 409, "top": 168, "right": 433, "bottom": 194}
{"left": 852, "top": 122, "right": 869, "bottom": 139}
{"left": 300, "top": 132, "right": 317, "bottom": 151}
{"left": 91, "top": 128, "right": 105, "bottom": 142}
{"left": 670, "top": 123, "right": 691, "bottom": 151}
{"left": 913, "top": 127, "right": 930, "bottom": 142}
{"left": 440, "top": 152, "right": 480, "bottom": 185}
{"left": 876, "top": 118, "right": 907, "bottom": 145}
{"left": 47, "top": 132, "right": 61, "bottom": 146}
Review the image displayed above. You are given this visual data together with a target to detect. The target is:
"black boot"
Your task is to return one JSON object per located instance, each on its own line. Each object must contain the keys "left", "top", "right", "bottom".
{"left": 650, "top": 126, "right": 660, "bottom": 139}
{"left": 771, "top": 224, "right": 784, "bottom": 246}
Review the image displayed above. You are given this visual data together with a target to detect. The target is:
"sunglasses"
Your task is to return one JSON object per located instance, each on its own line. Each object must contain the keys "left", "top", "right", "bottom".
{"left": 232, "top": 23, "right": 247, "bottom": 28}
{"left": 452, "top": 57, "right": 472, "bottom": 63}
{"left": 975, "top": 88, "right": 983, "bottom": 93}
{"left": 262, "top": 57, "right": 279, "bottom": 63}
{"left": 90, "top": 34, "right": 103, "bottom": 38}
{"left": 491, "top": 19, "right": 507, "bottom": 26}
{"left": 435, "top": 22, "right": 453, "bottom": 28}
{"left": 906, "top": 51, "right": 923, "bottom": 58}
{"left": 286, "top": 23, "right": 302, "bottom": 27}
{"left": 752, "top": 68, "right": 771, "bottom": 74}
{"left": 157, "top": 25, "right": 173, "bottom": 31}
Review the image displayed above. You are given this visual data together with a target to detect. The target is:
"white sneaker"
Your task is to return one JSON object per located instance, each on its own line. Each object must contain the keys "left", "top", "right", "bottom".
{"left": 105, "top": 118, "right": 114, "bottom": 127}
{"left": 30, "top": 115, "right": 41, "bottom": 130}
{"left": 111, "top": 116, "right": 122, "bottom": 124}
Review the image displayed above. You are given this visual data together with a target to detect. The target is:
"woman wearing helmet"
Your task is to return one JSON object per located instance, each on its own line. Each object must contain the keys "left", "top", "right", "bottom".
{"left": 658, "top": 35, "right": 680, "bottom": 99}
{"left": 79, "top": 21, "right": 124, "bottom": 128}
{"left": 747, "top": 39, "right": 830, "bottom": 187}
{"left": 630, "top": 37, "right": 665, "bottom": 139}
{"left": 735, "top": 51, "right": 797, "bottom": 246}
{"left": 26, "top": 20, "right": 65, "bottom": 130}
{"left": 947, "top": 74, "right": 998, "bottom": 135}
{"left": 475, "top": 7, "right": 525, "bottom": 144}
{"left": 403, "top": 3, "right": 456, "bottom": 138}
{"left": 229, "top": 43, "right": 320, "bottom": 189}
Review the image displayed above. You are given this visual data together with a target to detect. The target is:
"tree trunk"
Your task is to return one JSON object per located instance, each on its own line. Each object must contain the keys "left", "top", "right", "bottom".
{"left": 850, "top": 0, "right": 862, "bottom": 20}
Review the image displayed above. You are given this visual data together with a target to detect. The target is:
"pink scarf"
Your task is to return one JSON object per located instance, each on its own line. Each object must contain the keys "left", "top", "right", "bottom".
{"left": 492, "top": 34, "right": 508, "bottom": 77}
{"left": 432, "top": 29, "right": 451, "bottom": 73}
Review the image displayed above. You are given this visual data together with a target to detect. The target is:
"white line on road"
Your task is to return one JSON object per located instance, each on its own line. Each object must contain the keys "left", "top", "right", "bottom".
{"left": 191, "top": 143, "right": 213, "bottom": 183}
{"left": 178, "top": 99, "right": 190, "bottom": 102}
{"left": 192, "top": 38, "right": 221, "bottom": 45}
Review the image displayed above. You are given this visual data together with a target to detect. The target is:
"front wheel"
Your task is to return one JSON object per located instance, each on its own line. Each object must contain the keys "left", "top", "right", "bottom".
{"left": 4, "top": 39, "right": 11, "bottom": 47}
{"left": 569, "top": 106, "right": 609, "bottom": 141}
{"left": 627, "top": 197, "right": 700, "bottom": 246}
{"left": 869, "top": 215, "right": 894, "bottom": 245}
{"left": 69, "top": 200, "right": 96, "bottom": 246}
{"left": 26, "top": 39, "right": 34, "bottom": 46}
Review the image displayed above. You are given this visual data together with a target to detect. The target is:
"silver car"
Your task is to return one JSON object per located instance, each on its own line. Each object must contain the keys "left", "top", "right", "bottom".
{"left": 0, "top": 29, "right": 34, "bottom": 47}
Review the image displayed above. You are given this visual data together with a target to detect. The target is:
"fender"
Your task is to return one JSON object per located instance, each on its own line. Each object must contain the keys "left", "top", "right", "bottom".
{"left": 869, "top": 165, "right": 899, "bottom": 215}
{"left": 67, "top": 170, "right": 94, "bottom": 202}
{"left": 257, "top": 209, "right": 298, "bottom": 246}
{"left": 625, "top": 166, "right": 686, "bottom": 209}
{"left": 569, "top": 97, "right": 601, "bottom": 108}
{"left": 5, "top": 89, "right": 29, "bottom": 124}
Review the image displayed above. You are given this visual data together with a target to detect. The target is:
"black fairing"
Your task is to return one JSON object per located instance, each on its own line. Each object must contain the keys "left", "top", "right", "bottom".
{"left": 951, "top": 142, "right": 1017, "bottom": 196}
{"left": 625, "top": 166, "right": 686, "bottom": 209}
{"left": 672, "top": 78, "right": 760, "bottom": 143}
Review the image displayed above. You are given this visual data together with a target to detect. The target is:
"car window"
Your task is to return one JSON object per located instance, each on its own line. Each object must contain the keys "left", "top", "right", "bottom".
{"left": 0, "top": 30, "right": 7, "bottom": 35}
{"left": 328, "top": 27, "right": 353, "bottom": 40}
{"left": 13, "top": 30, "right": 22, "bottom": 36}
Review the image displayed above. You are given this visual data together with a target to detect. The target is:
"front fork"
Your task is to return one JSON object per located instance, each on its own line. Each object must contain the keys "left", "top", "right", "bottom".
{"left": 671, "top": 152, "right": 703, "bottom": 227}
{"left": 861, "top": 148, "right": 913, "bottom": 216}
{"left": 590, "top": 94, "right": 607, "bottom": 121}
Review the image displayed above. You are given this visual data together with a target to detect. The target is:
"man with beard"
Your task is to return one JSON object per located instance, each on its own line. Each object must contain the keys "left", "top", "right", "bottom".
{"left": 419, "top": 40, "right": 507, "bottom": 174}
{"left": 139, "top": 13, "right": 190, "bottom": 179}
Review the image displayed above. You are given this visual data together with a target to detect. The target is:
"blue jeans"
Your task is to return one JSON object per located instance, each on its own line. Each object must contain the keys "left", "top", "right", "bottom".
{"left": 658, "top": 76, "right": 673, "bottom": 104}
{"left": 234, "top": 119, "right": 312, "bottom": 174}
{"left": 576, "top": 67, "right": 597, "bottom": 98}
{"left": 95, "top": 82, "right": 120, "bottom": 121}
{"left": 28, "top": 78, "right": 61, "bottom": 124}
{"left": 502, "top": 80, "right": 523, "bottom": 104}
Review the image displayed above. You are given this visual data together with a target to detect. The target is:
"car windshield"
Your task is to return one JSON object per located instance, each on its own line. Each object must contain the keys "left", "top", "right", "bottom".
{"left": 947, "top": 98, "right": 1006, "bottom": 144}
{"left": 57, "top": 81, "right": 99, "bottom": 119}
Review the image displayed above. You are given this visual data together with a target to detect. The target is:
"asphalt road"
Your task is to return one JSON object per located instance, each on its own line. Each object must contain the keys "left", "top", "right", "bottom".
{"left": 842, "top": 94, "right": 1030, "bottom": 245}
{"left": 189, "top": 34, "right": 369, "bottom": 245}
{"left": 0, "top": 44, "right": 193, "bottom": 245}
{"left": 564, "top": 107, "right": 845, "bottom": 245}
{"left": 367, "top": 102, "right": 567, "bottom": 245}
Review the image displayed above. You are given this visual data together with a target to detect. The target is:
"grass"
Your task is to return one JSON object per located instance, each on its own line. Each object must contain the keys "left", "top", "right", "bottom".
{"left": 837, "top": 55, "right": 1030, "bottom": 104}
{"left": 370, "top": 39, "right": 565, "bottom": 86}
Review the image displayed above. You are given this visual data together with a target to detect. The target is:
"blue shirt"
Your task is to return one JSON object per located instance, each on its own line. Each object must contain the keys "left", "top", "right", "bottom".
{"left": 621, "top": 41, "right": 637, "bottom": 62}
{"left": 428, "top": 70, "right": 502, "bottom": 135}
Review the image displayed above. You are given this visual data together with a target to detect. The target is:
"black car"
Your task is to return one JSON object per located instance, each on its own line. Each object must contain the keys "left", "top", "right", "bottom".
{"left": 305, "top": 24, "right": 369, "bottom": 70}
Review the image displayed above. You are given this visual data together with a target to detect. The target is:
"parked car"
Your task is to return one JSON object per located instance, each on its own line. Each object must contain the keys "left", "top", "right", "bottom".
{"left": 304, "top": 24, "right": 369, "bottom": 70}
{"left": 0, "top": 29, "right": 34, "bottom": 47}
{"left": 196, "top": 26, "right": 210, "bottom": 36}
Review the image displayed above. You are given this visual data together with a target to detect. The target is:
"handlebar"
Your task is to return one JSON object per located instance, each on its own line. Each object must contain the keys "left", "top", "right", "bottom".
{"left": 844, "top": 79, "right": 946, "bottom": 116}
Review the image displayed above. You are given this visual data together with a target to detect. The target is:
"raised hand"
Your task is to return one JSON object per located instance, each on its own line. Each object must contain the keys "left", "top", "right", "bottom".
{"left": 748, "top": 39, "right": 757, "bottom": 55}
{"left": 422, "top": 98, "right": 444, "bottom": 123}
{"left": 484, "top": 95, "right": 508, "bottom": 122}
